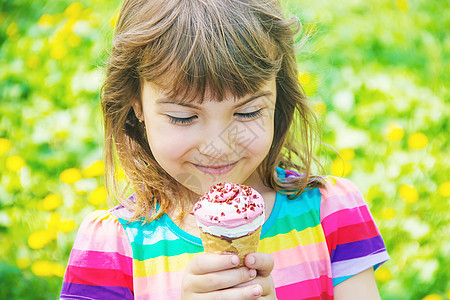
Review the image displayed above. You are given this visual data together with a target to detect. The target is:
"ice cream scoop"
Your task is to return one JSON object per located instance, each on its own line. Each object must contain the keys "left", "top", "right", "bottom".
{"left": 193, "top": 182, "right": 265, "bottom": 266}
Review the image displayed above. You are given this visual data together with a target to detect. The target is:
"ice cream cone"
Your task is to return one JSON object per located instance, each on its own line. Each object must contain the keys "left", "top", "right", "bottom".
{"left": 200, "top": 227, "right": 261, "bottom": 267}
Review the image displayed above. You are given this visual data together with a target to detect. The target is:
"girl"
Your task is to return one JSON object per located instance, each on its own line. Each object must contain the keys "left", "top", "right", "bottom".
{"left": 61, "top": 0, "right": 389, "bottom": 299}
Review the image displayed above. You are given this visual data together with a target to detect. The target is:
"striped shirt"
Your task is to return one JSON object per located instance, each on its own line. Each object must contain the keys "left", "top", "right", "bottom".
{"left": 61, "top": 168, "right": 389, "bottom": 299}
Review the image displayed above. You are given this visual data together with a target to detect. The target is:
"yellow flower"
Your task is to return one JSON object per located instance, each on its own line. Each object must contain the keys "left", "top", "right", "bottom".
{"left": 47, "top": 212, "right": 62, "bottom": 230}
{"left": 16, "top": 258, "right": 31, "bottom": 270}
{"left": 381, "top": 207, "right": 396, "bottom": 220}
{"left": 298, "top": 72, "right": 311, "bottom": 85}
{"left": 58, "top": 219, "right": 76, "bottom": 233}
{"left": 60, "top": 168, "right": 82, "bottom": 184}
{"left": 398, "top": 184, "right": 419, "bottom": 203}
{"left": 313, "top": 101, "right": 327, "bottom": 115}
{"left": 38, "top": 14, "right": 56, "bottom": 28}
{"left": 27, "top": 230, "right": 56, "bottom": 250}
{"left": 64, "top": 2, "right": 84, "bottom": 19}
{"left": 407, "top": 132, "right": 428, "bottom": 149}
{"left": 396, "top": 0, "right": 409, "bottom": 12}
{"left": 116, "top": 167, "right": 127, "bottom": 180}
{"left": 6, "top": 22, "right": 19, "bottom": 37}
{"left": 81, "top": 8, "right": 94, "bottom": 20}
{"left": 67, "top": 33, "right": 82, "bottom": 47}
{"left": 375, "top": 267, "right": 392, "bottom": 282}
{"left": 339, "top": 148, "right": 355, "bottom": 161}
{"left": 0, "top": 138, "right": 13, "bottom": 155}
{"left": 422, "top": 294, "right": 443, "bottom": 300}
{"left": 385, "top": 123, "right": 404, "bottom": 142}
{"left": 331, "top": 158, "right": 352, "bottom": 177}
{"left": 83, "top": 160, "right": 105, "bottom": 178}
{"left": 63, "top": 19, "right": 77, "bottom": 33}
{"left": 6, "top": 155, "right": 26, "bottom": 172}
{"left": 438, "top": 181, "right": 450, "bottom": 197}
{"left": 89, "top": 186, "right": 107, "bottom": 206}
{"left": 31, "top": 260, "right": 54, "bottom": 277}
{"left": 41, "top": 194, "right": 63, "bottom": 211}
{"left": 50, "top": 43, "right": 68, "bottom": 60}
{"left": 297, "top": 72, "right": 317, "bottom": 95}
{"left": 51, "top": 263, "right": 66, "bottom": 277}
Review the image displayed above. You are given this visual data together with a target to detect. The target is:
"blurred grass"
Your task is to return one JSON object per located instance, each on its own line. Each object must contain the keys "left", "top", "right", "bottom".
{"left": 0, "top": 0, "right": 448, "bottom": 299}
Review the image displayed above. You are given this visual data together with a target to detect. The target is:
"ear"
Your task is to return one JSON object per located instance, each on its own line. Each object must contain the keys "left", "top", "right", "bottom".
{"left": 131, "top": 98, "right": 144, "bottom": 122}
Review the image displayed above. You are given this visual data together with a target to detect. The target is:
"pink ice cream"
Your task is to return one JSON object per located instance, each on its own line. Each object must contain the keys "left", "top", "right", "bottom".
{"left": 192, "top": 182, "right": 265, "bottom": 238}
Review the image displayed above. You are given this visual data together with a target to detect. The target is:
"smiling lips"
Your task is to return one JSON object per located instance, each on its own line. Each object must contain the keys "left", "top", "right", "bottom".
{"left": 194, "top": 161, "right": 238, "bottom": 175}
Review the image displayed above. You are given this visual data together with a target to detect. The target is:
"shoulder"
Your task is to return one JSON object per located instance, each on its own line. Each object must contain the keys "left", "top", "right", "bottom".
{"left": 79, "top": 209, "right": 122, "bottom": 231}
{"left": 319, "top": 176, "right": 362, "bottom": 199}
{"left": 318, "top": 176, "right": 367, "bottom": 220}
{"left": 73, "top": 209, "right": 132, "bottom": 255}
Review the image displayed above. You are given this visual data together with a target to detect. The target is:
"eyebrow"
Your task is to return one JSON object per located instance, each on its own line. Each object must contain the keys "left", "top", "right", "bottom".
{"left": 155, "top": 91, "right": 273, "bottom": 109}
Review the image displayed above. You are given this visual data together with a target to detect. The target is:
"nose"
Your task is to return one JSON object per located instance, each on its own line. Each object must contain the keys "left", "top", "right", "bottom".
{"left": 198, "top": 119, "right": 236, "bottom": 162}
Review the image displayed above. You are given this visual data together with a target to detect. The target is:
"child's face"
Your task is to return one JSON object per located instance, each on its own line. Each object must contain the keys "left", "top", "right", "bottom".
{"left": 135, "top": 78, "right": 277, "bottom": 195}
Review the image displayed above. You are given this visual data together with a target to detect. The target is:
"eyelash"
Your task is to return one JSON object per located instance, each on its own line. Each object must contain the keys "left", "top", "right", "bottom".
{"left": 167, "top": 109, "right": 263, "bottom": 125}
{"left": 168, "top": 116, "right": 197, "bottom": 125}
{"left": 235, "top": 109, "right": 263, "bottom": 120}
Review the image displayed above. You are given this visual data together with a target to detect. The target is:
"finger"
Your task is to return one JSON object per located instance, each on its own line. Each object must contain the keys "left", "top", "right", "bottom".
{"left": 189, "top": 267, "right": 257, "bottom": 293}
{"left": 197, "top": 284, "right": 263, "bottom": 300}
{"left": 244, "top": 253, "right": 274, "bottom": 277}
{"left": 234, "top": 275, "right": 274, "bottom": 296}
{"left": 187, "top": 253, "right": 239, "bottom": 275}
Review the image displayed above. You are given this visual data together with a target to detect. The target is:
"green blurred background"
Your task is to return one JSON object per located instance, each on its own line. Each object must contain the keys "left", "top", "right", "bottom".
{"left": 0, "top": 0, "right": 448, "bottom": 299}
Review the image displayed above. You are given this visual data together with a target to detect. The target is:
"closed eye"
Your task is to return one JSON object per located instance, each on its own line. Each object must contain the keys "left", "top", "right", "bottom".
{"left": 234, "top": 109, "right": 263, "bottom": 120}
{"left": 167, "top": 115, "right": 197, "bottom": 125}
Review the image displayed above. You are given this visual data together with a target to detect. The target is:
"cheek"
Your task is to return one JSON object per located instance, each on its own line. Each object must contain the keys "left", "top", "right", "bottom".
{"left": 146, "top": 123, "right": 195, "bottom": 162}
{"left": 236, "top": 121, "right": 274, "bottom": 156}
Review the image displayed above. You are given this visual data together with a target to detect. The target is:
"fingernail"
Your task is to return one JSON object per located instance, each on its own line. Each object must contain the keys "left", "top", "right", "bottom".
{"left": 231, "top": 255, "right": 239, "bottom": 265}
{"left": 252, "top": 285, "right": 262, "bottom": 296}
{"left": 249, "top": 269, "right": 257, "bottom": 278}
{"left": 248, "top": 255, "right": 256, "bottom": 265}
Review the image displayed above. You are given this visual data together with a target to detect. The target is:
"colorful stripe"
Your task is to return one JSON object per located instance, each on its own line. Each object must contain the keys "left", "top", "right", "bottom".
{"left": 61, "top": 282, "right": 133, "bottom": 300}
{"left": 275, "top": 275, "right": 332, "bottom": 299}
{"left": 68, "top": 249, "right": 133, "bottom": 275}
{"left": 61, "top": 169, "right": 389, "bottom": 299}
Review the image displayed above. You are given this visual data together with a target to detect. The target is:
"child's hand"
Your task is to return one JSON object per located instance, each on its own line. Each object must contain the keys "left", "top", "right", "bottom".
{"left": 181, "top": 253, "right": 264, "bottom": 299}
{"left": 235, "top": 253, "right": 276, "bottom": 299}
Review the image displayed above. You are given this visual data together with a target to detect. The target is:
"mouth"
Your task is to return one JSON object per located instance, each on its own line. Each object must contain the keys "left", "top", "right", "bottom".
{"left": 193, "top": 161, "right": 238, "bottom": 176}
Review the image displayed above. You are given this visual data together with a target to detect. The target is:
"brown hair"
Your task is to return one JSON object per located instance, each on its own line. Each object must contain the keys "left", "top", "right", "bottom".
{"left": 101, "top": 0, "right": 325, "bottom": 222}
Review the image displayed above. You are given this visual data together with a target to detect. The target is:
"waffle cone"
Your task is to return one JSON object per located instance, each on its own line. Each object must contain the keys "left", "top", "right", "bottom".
{"left": 199, "top": 227, "right": 261, "bottom": 267}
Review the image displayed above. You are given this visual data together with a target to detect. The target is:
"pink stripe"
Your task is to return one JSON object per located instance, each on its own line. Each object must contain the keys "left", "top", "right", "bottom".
{"left": 321, "top": 205, "right": 373, "bottom": 236}
{"left": 78, "top": 212, "right": 129, "bottom": 239}
{"left": 275, "top": 275, "right": 332, "bottom": 299}
{"left": 73, "top": 232, "right": 133, "bottom": 257}
{"left": 320, "top": 190, "right": 366, "bottom": 221}
{"left": 272, "top": 259, "right": 331, "bottom": 287}
{"left": 271, "top": 241, "right": 330, "bottom": 269}
{"left": 319, "top": 178, "right": 360, "bottom": 198}
{"left": 135, "top": 289, "right": 180, "bottom": 300}
{"left": 68, "top": 249, "right": 133, "bottom": 276}
{"left": 134, "top": 270, "right": 184, "bottom": 295}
